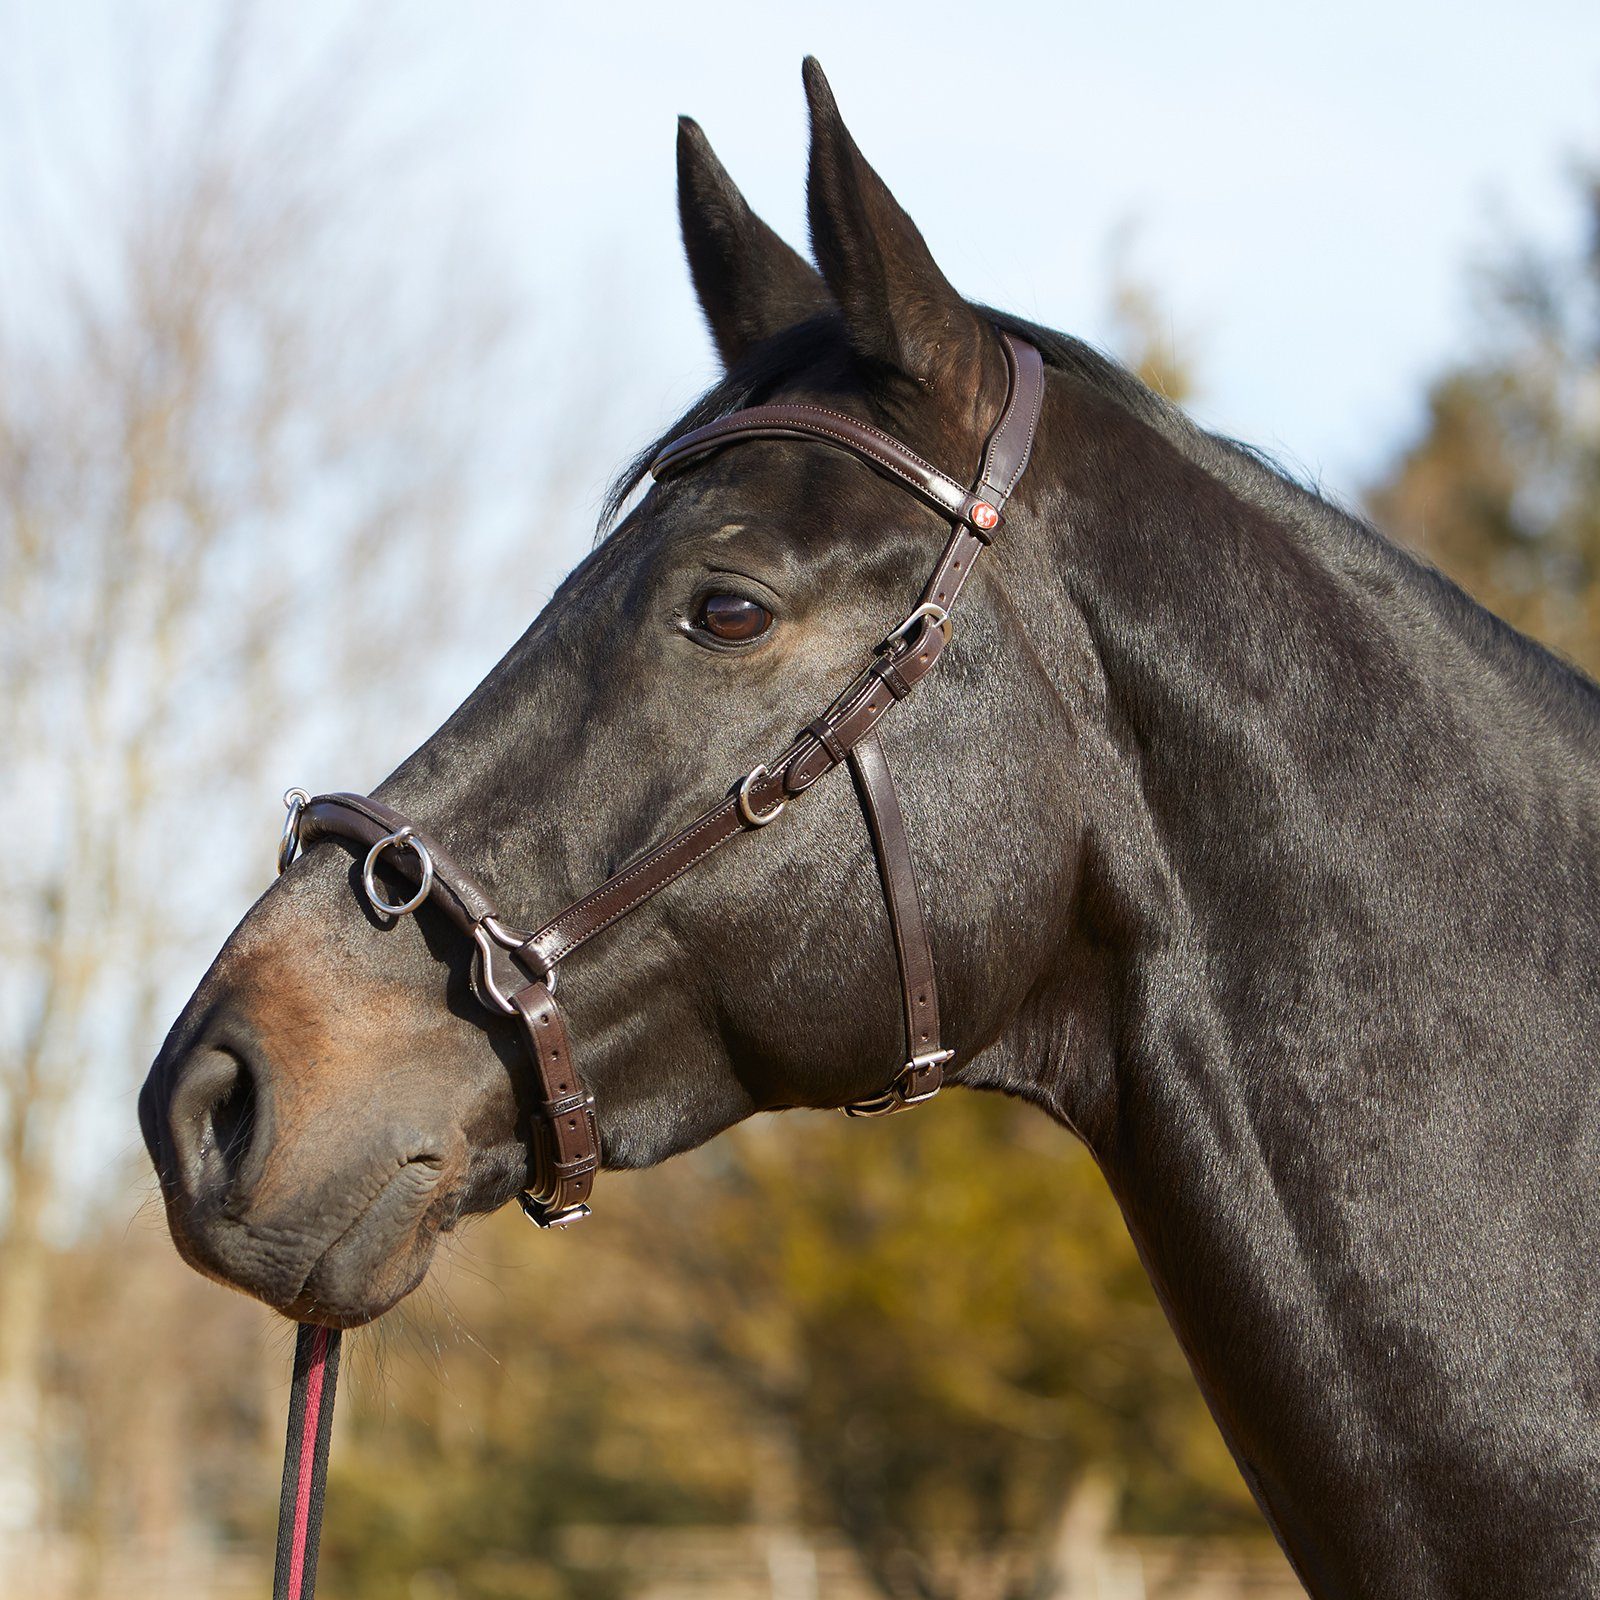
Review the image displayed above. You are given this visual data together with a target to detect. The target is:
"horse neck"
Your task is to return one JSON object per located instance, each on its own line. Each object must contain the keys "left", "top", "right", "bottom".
{"left": 1009, "top": 384, "right": 1600, "bottom": 1595}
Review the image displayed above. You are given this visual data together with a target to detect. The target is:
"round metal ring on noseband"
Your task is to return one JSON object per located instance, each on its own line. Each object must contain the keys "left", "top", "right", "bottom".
{"left": 362, "top": 827, "right": 435, "bottom": 919}
{"left": 737, "top": 764, "right": 785, "bottom": 828}
{"left": 277, "top": 788, "right": 310, "bottom": 877}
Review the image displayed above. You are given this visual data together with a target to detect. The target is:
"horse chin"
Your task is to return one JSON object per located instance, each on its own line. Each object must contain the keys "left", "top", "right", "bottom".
{"left": 167, "top": 1156, "right": 452, "bottom": 1330}
{"left": 278, "top": 1189, "right": 445, "bottom": 1329}
{"left": 279, "top": 1243, "right": 437, "bottom": 1331}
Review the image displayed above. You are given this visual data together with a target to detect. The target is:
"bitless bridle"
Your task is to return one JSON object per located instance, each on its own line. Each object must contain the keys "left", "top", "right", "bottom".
{"left": 268, "top": 328, "right": 1045, "bottom": 1599}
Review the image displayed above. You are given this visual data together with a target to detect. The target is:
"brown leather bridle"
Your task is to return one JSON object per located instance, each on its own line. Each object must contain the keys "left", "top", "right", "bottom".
{"left": 276, "top": 329, "right": 1045, "bottom": 1228}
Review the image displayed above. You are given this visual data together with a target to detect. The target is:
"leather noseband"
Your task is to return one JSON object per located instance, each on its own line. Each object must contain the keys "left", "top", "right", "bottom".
{"left": 277, "top": 330, "right": 1046, "bottom": 1226}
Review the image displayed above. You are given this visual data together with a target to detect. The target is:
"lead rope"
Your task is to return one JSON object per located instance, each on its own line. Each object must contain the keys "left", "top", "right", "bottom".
{"left": 272, "top": 1323, "right": 342, "bottom": 1600}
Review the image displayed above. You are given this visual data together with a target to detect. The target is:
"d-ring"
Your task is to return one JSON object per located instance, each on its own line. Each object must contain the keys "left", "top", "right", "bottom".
{"left": 472, "top": 915, "right": 555, "bottom": 1015}
{"left": 738, "top": 765, "right": 785, "bottom": 828}
{"left": 277, "top": 788, "right": 310, "bottom": 876}
{"left": 362, "top": 827, "right": 434, "bottom": 919}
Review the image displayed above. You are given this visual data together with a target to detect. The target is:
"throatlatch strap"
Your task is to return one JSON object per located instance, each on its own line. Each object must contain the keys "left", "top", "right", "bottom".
{"left": 273, "top": 1323, "right": 342, "bottom": 1600}
{"left": 847, "top": 731, "right": 949, "bottom": 1110}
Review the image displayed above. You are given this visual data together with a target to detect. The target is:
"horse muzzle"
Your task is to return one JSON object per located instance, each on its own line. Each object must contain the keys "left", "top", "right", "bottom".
{"left": 140, "top": 1032, "right": 462, "bottom": 1326}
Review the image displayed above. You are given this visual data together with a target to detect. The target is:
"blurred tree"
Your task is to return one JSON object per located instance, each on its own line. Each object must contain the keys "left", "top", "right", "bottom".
{"left": 592, "top": 1105, "right": 1261, "bottom": 1600}
{"left": 1369, "top": 166, "right": 1600, "bottom": 671}
{"left": 321, "top": 1102, "right": 1265, "bottom": 1600}
{"left": 0, "top": 1, "right": 557, "bottom": 1575}
{"left": 0, "top": 21, "right": 1331, "bottom": 1584}
{"left": 1103, "top": 222, "right": 1200, "bottom": 407}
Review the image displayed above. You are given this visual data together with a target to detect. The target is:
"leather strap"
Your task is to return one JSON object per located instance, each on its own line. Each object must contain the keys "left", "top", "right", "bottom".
{"left": 511, "top": 983, "right": 597, "bottom": 1223}
{"left": 278, "top": 328, "right": 1049, "bottom": 1221}
{"left": 844, "top": 731, "right": 949, "bottom": 1115}
{"left": 520, "top": 610, "right": 950, "bottom": 972}
{"left": 300, "top": 793, "right": 498, "bottom": 933}
{"left": 653, "top": 407, "right": 999, "bottom": 532}
{"left": 977, "top": 333, "right": 1046, "bottom": 504}
{"left": 294, "top": 795, "right": 597, "bottom": 1227}
{"left": 650, "top": 332, "right": 1045, "bottom": 546}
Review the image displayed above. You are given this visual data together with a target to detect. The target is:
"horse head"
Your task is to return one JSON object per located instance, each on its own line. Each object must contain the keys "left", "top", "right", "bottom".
{"left": 138, "top": 62, "right": 1080, "bottom": 1327}
{"left": 140, "top": 57, "right": 1600, "bottom": 1596}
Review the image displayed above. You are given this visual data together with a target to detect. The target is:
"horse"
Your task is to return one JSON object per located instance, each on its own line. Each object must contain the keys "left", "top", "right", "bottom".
{"left": 139, "top": 58, "right": 1600, "bottom": 1598}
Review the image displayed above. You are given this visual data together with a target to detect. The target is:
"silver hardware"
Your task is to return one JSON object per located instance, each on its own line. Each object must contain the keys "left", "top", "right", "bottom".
{"left": 277, "top": 789, "right": 310, "bottom": 876}
{"left": 879, "top": 602, "right": 951, "bottom": 656}
{"left": 842, "top": 1048, "right": 954, "bottom": 1118}
{"left": 519, "top": 1195, "right": 592, "bottom": 1228}
{"left": 737, "top": 764, "right": 785, "bottom": 828}
{"left": 841, "top": 1091, "right": 898, "bottom": 1119}
{"left": 472, "top": 915, "right": 553, "bottom": 1015}
{"left": 361, "top": 827, "right": 434, "bottom": 920}
{"left": 899, "top": 1048, "right": 954, "bottom": 1104}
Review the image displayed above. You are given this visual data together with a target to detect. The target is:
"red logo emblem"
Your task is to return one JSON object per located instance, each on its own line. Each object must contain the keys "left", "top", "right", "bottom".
{"left": 970, "top": 501, "right": 999, "bottom": 531}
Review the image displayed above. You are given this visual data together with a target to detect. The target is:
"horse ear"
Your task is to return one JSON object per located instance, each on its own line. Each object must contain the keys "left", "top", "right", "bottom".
{"left": 803, "top": 58, "right": 995, "bottom": 397}
{"left": 678, "top": 117, "right": 831, "bottom": 368}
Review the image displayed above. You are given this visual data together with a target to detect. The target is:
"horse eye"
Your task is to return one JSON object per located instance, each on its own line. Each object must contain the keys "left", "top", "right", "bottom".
{"left": 698, "top": 593, "right": 773, "bottom": 642}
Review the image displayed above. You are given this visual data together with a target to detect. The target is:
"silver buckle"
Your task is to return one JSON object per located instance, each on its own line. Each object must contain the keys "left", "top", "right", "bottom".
{"left": 842, "top": 1049, "right": 953, "bottom": 1118}
{"left": 518, "top": 1196, "right": 592, "bottom": 1229}
{"left": 737, "top": 764, "right": 785, "bottom": 827}
{"left": 898, "top": 1048, "right": 953, "bottom": 1105}
{"left": 878, "top": 603, "right": 951, "bottom": 656}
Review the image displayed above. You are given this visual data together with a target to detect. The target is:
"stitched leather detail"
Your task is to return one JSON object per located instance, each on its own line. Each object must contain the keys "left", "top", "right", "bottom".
{"left": 977, "top": 333, "right": 1046, "bottom": 503}
{"left": 872, "top": 658, "right": 913, "bottom": 701}
{"left": 512, "top": 983, "right": 598, "bottom": 1218}
{"left": 651, "top": 404, "right": 1007, "bottom": 532}
{"left": 527, "top": 799, "right": 748, "bottom": 968}
{"left": 805, "top": 717, "right": 848, "bottom": 766}
{"left": 301, "top": 793, "right": 499, "bottom": 931}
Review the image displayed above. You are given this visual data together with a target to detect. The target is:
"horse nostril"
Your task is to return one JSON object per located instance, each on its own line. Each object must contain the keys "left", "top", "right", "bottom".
{"left": 167, "top": 1047, "right": 260, "bottom": 1203}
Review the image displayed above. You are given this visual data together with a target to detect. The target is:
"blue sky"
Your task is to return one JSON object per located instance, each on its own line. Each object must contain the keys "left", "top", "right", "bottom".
{"left": 8, "top": 0, "right": 1600, "bottom": 523}
{"left": 436, "top": 0, "right": 1600, "bottom": 506}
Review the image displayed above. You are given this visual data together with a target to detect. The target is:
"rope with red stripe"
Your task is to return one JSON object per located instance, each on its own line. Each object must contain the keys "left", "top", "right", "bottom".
{"left": 272, "top": 1323, "right": 342, "bottom": 1600}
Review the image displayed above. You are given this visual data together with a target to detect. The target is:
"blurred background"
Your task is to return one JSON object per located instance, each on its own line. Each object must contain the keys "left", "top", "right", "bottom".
{"left": 3, "top": 1, "right": 1599, "bottom": 1595}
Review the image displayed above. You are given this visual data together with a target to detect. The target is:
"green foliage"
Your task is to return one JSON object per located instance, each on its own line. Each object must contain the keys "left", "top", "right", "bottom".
{"left": 1370, "top": 169, "right": 1600, "bottom": 672}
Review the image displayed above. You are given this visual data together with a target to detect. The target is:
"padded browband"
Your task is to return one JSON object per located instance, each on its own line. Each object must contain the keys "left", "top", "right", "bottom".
{"left": 654, "top": 406, "right": 1000, "bottom": 531}
{"left": 651, "top": 333, "right": 1045, "bottom": 535}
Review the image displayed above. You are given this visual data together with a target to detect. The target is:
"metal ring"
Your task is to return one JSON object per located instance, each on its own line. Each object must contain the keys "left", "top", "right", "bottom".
{"left": 361, "top": 827, "right": 434, "bottom": 919}
{"left": 277, "top": 788, "right": 310, "bottom": 877}
{"left": 487, "top": 916, "right": 556, "bottom": 995}
{"left": 737, "top": 765, "right": 785, "bottom": 828}
{"left": 879, "top": 603, "right": 952, "bottom": 655}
